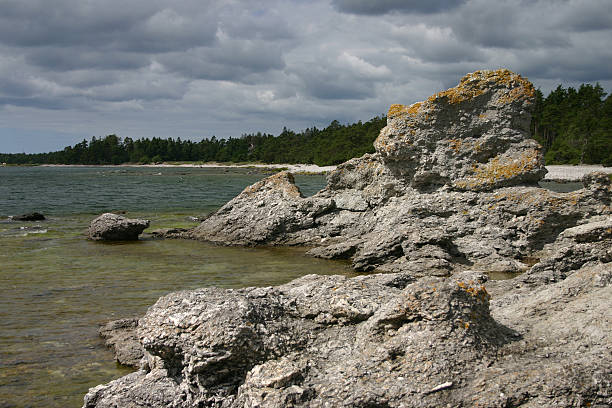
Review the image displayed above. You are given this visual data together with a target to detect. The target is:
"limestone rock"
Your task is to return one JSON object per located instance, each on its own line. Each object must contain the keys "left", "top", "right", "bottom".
{"left": 87, "top": 213, "right": 149, "bottom": 241}
{"left": 12, "top": 212, "right": 45, "bottom": 221}
{"left": 84, "top": 233, "right": 612, "bottom": 407}
{"left": 188, "top": 70, "right": 610, "bottom": 275}
{"left": 375, "top": 69, "right": 546, "bottom": 191}
{"left": 189, "top": 172, "right": 334, "bottom": 245}
{"left": 84, "top": 70, "right": 612, "bottom": 407}
{"left": 99, "top": 318, "right": 144, "bottom": 367}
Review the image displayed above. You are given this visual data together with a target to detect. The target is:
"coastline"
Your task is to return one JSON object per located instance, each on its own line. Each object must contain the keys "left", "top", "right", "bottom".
{"left": 38, "top": 162, "right": 612, "bottom": 179}
{"left": 543, "top": 164, "right": 612, "bottom": 181}
{"left": 39, "top": 162, "right": 337, "bottom": 174}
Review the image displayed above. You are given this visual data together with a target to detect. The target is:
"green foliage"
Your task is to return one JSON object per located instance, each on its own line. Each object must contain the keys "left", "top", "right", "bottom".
{"left": 531, "top": 84, "right": 611, "bottom": 165}
{"left": 0, "top": 116, "right": 386, "bottom": 166}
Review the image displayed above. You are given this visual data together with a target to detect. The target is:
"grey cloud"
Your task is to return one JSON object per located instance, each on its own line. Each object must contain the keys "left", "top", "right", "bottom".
{"left": 158, "top": 40, "right": 286, "bottom": 82}
{"left": 557, "top": 0, "right": 612, "bottom": 32}
{"left": 89, "top": 77, "right": 188, "bottom": 102}
{"left": 291, "top": 64, "right": 376, "bottom": 100}
{"left": 449, "top": 1, "right": 572, "bottom": 50}
{"left": 0, "top": 0, "right": 217, "bottom": 52}
{"left": 25, "top": 48, "right": 150, "bottom": 71}
{"left": 332, "top": 0, "right": 467, "bottom": 15}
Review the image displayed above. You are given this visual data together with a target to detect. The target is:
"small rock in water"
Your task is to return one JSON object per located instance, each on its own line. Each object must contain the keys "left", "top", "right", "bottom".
{"left": 12, "top": 212, "right": 45, "bottom": 221}
{"left": 87, "top": 213, "right": 149, "bottom": 241}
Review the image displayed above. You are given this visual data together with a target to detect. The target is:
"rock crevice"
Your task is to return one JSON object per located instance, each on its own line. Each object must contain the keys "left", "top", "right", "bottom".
{"left": 85, "top": 70, "right": 611, "bottom": 407}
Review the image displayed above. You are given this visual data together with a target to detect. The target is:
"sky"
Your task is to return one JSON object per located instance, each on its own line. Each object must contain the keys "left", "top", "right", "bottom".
{"left": 0, "top": 0, "right": 611, "bottom": 153}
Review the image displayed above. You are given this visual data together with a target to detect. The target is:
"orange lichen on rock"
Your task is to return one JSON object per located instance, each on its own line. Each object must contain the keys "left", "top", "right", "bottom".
{"left": 427, "top": 69, "right": 534, "bottom": 106}
{"left": 455, "top": 149, "right": 541, "bottom": 190}
{"left": 456, "top": 281, "right": 491, "bottom": 304}
{"left": 387, "top": 101, "right": 424, "bottom": 119}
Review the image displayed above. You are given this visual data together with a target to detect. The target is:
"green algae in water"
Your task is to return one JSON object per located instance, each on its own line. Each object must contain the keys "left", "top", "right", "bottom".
{"left": 0, "top": 166, "right": 353, "bottom": 407}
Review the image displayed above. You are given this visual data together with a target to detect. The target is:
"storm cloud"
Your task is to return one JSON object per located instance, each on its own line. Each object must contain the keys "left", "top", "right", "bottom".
{"left": 0, "top": 0, "right": 610, "bottom": 153}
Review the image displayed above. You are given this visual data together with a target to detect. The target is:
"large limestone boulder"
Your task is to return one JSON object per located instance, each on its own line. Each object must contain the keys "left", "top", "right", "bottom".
{"left": 189, "top": 172, "right": 335, "bottom": 245}
{"left": 87, "top": 213, "right": 149, "bottom": 241}
{"left": 187, "top": 70, "right": 610, "bottom": 276}
{"left": 375, "top": 69, "right": 546, "bottom": 191}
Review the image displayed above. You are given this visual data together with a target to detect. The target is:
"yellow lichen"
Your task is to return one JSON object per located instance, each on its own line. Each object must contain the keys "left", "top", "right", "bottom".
{"left": 387, "top": 101, "right": 424, "bottom": 118}
{"left": 428, "top": 69, "right": 535, "bottom": 106}
{"left": 455, "top": 149, "right": 541, "bottom": 189}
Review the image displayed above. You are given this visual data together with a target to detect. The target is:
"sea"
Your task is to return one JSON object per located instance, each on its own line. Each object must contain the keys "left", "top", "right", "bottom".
{"left": 0, "top": 166, "right": 356, "bottom": 408}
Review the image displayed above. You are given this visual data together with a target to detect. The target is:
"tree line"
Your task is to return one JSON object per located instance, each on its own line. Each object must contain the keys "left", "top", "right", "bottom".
{"left": 531, "top": 83, "right": 612, "bottom": 166}
{"left": 2, "top": 83, "right": 610, "bottom": 166}
{"left": 0, "top": 117, "right": 385, "bottom": 166}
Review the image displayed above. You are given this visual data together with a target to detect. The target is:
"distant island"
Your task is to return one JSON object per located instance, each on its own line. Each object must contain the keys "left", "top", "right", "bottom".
{"left": 1, "top": 83, "right": 610, "bottom": 167}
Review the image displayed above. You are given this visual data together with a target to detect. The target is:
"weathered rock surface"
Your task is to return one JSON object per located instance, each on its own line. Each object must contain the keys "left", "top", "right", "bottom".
{"left": 12, "top": 212, "right": 46, "bottom": 221}
{"left": 99, "top": 318, "right": 144, "bottom": 367}
{"left": 84, "top": 217, "right": 611, "bottom": 407}
{"left": 87, "top": 213, "right": 150, "bottom": 241}
{"left": 187, "top": 70, "right": 610, "bottom": 277}
{"left": 85, "top": 70, "right": 611, "bottom": 407}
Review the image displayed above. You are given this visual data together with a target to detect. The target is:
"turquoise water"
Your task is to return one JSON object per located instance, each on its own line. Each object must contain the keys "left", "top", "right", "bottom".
{"left": 0, "top": 166, "right": 354, "bottom": 408}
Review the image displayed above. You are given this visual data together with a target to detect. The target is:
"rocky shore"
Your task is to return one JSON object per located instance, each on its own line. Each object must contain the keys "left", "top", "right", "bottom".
{"left": 85, "top": 70, "right": 611, "bottom": 407}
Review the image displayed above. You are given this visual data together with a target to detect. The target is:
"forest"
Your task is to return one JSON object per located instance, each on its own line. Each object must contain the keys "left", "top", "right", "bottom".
{"left": 1, "top": 84, "right": 610, "bottom": 166}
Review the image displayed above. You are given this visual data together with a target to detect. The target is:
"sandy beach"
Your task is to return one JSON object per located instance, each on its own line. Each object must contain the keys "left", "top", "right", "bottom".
{"left": 39, "top": 162, "right": 612, "bottom": 179}
{"left": 543, "top": 164, "right": 612, "bottom": 181}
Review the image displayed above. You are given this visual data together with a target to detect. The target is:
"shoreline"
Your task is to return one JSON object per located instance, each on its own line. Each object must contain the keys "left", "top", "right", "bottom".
{"left": 37, "top": 163, "right": 612, "bottom": 180}
{"left": 39, "top": 162, "right": 337, "bottom": 174}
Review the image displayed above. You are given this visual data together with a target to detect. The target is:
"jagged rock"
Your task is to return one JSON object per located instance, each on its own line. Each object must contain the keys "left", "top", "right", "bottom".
{"left": 99, "top": 319, "right": 144, "bottom": 367}
{"left": 84, "top": 70, "right": 612, "bottom": 407}
{"left": 375, "top": 69, "right": 546, "bottom": 191}
{"left": 85, "top": 230, "right": 612, "bottom": 407}
{"left": 87, "top": 213, "right": 150, "bottom": 241}
{"left": 12, "top": 212, "right": 45, "bottom": 221}
{"left": 84, "top": 271, "right": 511, "bottom": 407}
{"left": 187, "top": 70, "right": 610, "bottom": 275}
{"left": 189, "top": 172, "right": 335, "bottom": 246}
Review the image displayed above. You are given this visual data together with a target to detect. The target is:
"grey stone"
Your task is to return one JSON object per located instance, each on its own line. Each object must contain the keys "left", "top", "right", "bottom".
{"left": 99, "top": 318, "right": 144, "bottom": 367}
{"left": 12, "top": 212, "right": 45, "bottom": 221}
{"left": 186, "top": 70, "right": 610, "bottom": 275}
{"left": 87, "top": 213, "right": 150, "bottom": 241}
{"left": 84, "top": 70, "right": 612, "bottom": 407}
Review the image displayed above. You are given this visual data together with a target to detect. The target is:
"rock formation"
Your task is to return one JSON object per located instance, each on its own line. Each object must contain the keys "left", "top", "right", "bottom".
{"left": 99, "top": 318, "right": 143, "bottom": 367}
{"left": 187, "top": 69, "right": 609, "bottom": 277}
{"left": 84, "top": 70, "right": 611, "bottom": 407}
{"left": 12, "top": 212, "right": 45, "bottom": 221}
{"left": 87, "top": 213, "right": 150, "bottom": 241}
{"left": 85, "top": 216, "right": 611, "bottom": 407}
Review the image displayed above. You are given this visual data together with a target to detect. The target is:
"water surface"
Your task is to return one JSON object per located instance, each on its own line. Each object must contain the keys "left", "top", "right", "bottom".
{"left": 0, "top": 166, "right": 353, "bottom": 408}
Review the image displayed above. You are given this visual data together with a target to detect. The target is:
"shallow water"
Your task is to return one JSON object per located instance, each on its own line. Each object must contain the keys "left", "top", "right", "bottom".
{"left": 0, "top": 166, "right": 354, "bottom": 407}
{"left": 0, "top": 167, "right": 577, "bottom": 407}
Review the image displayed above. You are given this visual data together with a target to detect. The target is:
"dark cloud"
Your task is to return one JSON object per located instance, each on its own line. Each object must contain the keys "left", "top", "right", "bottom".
{"left": 158, "top": 40, "right": 286, "bottom": 82}
{"left": 0, "top": 0, "right": 610, "bottom": 152}
{"left": 0, "top": 0, "right": 217, "bottom": 51}
{"left": 332, "top": 0, "right": 467, "bottom": 15}
{"left": 25, "top": 48, "right": 150, "bottom": 71}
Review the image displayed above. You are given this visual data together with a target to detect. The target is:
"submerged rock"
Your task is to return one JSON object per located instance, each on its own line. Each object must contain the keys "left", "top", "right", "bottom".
{"left": 12, "top": 212, "right": 45, "bottom": 221}
{"left": 87, "top": 213, "right": 149, "bottom": 241}
{"left": 99, "top": 318, "right": 143, "bottom": 367}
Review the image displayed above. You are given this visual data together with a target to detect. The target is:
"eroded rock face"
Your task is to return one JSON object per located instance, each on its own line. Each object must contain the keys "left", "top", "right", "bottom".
{"left": 375, "top": 69, "right": 545, "bottom": 191}
{"left": 84, "top": 217, "right": 612, "bottom": 407}
{"left": 87, "top": 213, "right": 150, "bottom": 241}
{"left": 186, "top": 70, "right": 610, "bottom": 276}
{"left": 99, "top": 318, "right": 143, "bottom": 367}
{"left": 84, "top": 70, "right": 612, "bottom": 407}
